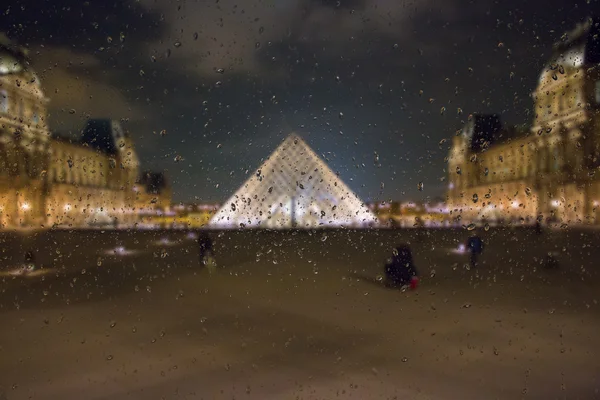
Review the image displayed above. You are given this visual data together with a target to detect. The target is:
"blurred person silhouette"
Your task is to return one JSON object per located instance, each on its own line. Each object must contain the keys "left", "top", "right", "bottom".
{"left": 24, "top": 250, "right": 36, "bottom": 272}
{"left": 197, "top": 232, "right": 214, "bottom": 265}
{"left": 384, "top": 245, "right": 419, "bottom": 289}
{"left": 535, "top": 220, "right": 543, "bottom": 235}
{"left": 467, "top": 233, "right": 484, "bottom": 268}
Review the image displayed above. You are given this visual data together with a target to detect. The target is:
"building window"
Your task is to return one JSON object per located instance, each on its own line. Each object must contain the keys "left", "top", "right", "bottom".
{"left": 595, "top": 81, "right": 600, "bottom": 104}
{"left": 0, "top": 90, "right": 8, "bottom": 113}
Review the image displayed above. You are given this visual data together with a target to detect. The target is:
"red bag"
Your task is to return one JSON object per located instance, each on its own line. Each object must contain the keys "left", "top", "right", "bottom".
{"left": 410, "top": 276, "right": 419, "bottom": 290}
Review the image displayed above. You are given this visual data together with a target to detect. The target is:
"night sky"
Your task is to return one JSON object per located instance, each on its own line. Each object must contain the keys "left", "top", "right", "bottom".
{"left": 1, "top": 0, "right": 599, "bottom": 203}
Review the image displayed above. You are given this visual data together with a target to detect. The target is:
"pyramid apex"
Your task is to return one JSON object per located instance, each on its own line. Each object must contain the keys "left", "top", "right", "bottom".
{"left": 285, "top": 132, "right": 303, "bottom": 141}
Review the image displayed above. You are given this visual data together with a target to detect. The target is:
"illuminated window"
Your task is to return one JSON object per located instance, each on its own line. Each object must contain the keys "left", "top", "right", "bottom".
{"left": 595, "top": 81, "right": 600, "bottom": 104}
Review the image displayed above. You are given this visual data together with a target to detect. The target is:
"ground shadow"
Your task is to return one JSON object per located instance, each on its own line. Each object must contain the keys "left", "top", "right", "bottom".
{"left": 348, "top": 272, "right": 407, "bottom": 292}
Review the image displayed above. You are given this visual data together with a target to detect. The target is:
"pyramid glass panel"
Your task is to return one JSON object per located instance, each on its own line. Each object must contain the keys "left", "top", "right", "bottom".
{"left": 209, "top": 134, "right": 379, "bottom": 229}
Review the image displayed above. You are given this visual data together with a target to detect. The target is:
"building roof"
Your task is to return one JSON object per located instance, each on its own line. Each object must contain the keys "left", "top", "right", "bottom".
{"left": 0, "top": 33, "right": 28, "bottom": 75}
{"left": 549, "top": 18, "right": 600, "bottom": 67}
{"left": 461, "top": 114, "right": 529, "bottom": 153}
{"left": 80, "top": 119, "right": 128, "bottom": 155}
{"left": 138, "top": 171, "right": 169, "bottom": 195}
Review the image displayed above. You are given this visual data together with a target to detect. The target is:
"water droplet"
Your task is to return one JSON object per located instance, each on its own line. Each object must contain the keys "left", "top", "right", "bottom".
{"left": 106, "top": 355, "right": 113, "bottom": 361}
{"left": 216, "top": 68, "right": 225, "bottom": 74}
{"left": 174, "top": 41, "right": 182, "bottom": 48}
{"left": 193, "top": 32, "right": 198, "bottom": 40}
{"left": 97, "top": 257, "right": 102, "bottom": 266}
{"left": 110, "top": 321, "right": 116, "bottom": 328}
{"left": 401, "top": 357, "right": 408, "bottom": 362}
{"left": 472, "top": 193, "right": 478, "bottom": 203}
{"left": 255, "top": 42, "right": 261, "bottom": 49}
{"left": 106, "top": 36, "right": 113, "bottom": 43}
{"left": 484, "top": 223, "right": 490, "bottom": 231}
{"left": 69, "top": 109, "right": 76, "bottom": 115}
{"left": 466, "top": 223, "right": 476, "bottom": 231}
{"left": 417, "top": 182, "right": 424, "bottom": 191}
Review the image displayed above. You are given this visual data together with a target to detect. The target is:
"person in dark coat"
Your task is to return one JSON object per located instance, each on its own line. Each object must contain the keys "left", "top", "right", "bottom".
{"left": 534, "top": 220, "right": 543, "bottom": 235}
{"left": 23, "top": 250, "right": 37, "bottom": 272}
{"left": 467, "top": 234, "right": 484, "bottom": 268}
{"left": 197, "top": 233, "right": 213, "bottom": 264}
{"left": 384, "top": 245, "right": 419, "bottom": 288}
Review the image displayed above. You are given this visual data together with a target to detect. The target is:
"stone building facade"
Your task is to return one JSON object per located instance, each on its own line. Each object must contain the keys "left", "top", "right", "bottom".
{"left": 0, "top": 34, "right": 169, "bottom": 228}
{"left": 447, "top": 19, "right": 600, "bottom": 225}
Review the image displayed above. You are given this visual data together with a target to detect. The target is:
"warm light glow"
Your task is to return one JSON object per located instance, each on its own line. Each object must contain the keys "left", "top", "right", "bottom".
{"left": 64, "top": 204, "right": 71, "bottom": 212}
{"left": 21, "top": 202, "right": 30, "bottom": 211}
{"left": 594, "top": 201, "right": 599, "bottom": 207}
{"left": 551, "top": 200, "right": 560, "bottom": 208}
{"left": 511, "top": 201, "right": 519, "bottom": 209}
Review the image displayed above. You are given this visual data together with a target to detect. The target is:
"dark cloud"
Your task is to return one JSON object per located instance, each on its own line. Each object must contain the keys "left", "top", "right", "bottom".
{"left": 0, "top": 0, "right": 164, "bottom": 48}
{"left": 2, "top": 0, "right": 600, "bottom": 202}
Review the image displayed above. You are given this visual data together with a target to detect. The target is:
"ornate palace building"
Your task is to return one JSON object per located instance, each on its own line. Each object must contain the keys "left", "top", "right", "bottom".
{"left": 448, "top": 19, "right": 600, "bottom": 225}
{"left": 0, "top": 34, "right": 170, "bottom": 228}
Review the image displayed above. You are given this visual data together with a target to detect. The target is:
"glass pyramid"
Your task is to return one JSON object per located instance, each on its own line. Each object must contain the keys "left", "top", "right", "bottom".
{"left": 209, "top": 134, "right": 379, "bottom": 229}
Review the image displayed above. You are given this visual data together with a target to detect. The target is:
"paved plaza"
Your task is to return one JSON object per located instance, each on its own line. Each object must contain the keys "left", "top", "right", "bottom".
{"left": 0, "top": 228, "right": 599, "bottom": 399}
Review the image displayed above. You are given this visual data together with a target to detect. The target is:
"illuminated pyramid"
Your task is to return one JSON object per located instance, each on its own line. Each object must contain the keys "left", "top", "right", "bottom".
{"left": 209, "top": 134, "right": 378, "bottom": 229}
